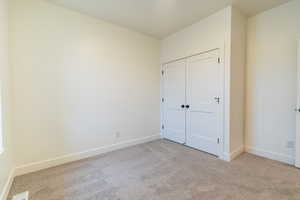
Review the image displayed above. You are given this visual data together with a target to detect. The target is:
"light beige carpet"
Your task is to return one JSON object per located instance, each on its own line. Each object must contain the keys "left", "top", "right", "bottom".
{"left": 8, "top": 139, "right": 300, "bottom": 200}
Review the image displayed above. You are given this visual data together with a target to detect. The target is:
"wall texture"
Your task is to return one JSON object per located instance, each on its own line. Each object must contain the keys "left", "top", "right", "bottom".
{"left": 0, "top": 0, "right": 14, "bottom": 198}
{"left": 9, "top": 0, "right": 161, "bottom": 167}
{"left": 246, "top": 0, "right": 300, "bottom": 164}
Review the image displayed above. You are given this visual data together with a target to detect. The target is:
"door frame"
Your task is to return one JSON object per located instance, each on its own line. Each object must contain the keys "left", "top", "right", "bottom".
{"left": 161, "top": 48, "right": 225, "bottom": 158}
{"left": 296, "top": 39, "right": 300, "bottom": 168}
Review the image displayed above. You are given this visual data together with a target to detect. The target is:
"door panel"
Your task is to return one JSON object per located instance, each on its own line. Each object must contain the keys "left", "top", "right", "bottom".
{"left": 163, "top": 59, "right": 186, "bottom": 144}
{"left": 186, "top": 51, "right": 222, "bottom": 156}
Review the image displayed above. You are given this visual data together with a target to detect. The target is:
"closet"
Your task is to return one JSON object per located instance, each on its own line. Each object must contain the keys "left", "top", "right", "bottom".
{"left": 162, "top": 50, "right": 223, "bottom": 156}
{"left": 161, "top": 6, "right": 246, "bottom": 161}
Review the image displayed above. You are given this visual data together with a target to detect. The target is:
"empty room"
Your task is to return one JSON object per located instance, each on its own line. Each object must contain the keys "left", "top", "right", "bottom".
{"left": 1, "top": 0, "right": 300, "bottom": 199}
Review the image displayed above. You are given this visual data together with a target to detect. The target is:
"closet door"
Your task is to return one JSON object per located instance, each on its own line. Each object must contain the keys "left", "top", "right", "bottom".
{"left": 186, "top": 51, "right": 222, "bottom": 156}
{"left": 163, "top": 59, "right": 186, "bottom": 144}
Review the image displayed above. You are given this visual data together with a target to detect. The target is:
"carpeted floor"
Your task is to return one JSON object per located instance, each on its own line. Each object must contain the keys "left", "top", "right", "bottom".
{"left": 8, "top": 139, "right": 300, "bottom": 200}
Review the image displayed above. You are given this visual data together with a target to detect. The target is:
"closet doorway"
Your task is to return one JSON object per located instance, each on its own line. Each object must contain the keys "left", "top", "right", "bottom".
{"left": 162, "top": 50, "right": 224, "bottom": 156}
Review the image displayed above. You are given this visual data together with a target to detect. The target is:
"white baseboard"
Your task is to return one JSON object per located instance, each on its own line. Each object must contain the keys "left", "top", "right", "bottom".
{"left": 0, "top": 168, "right": 15, "bottom": 200}
{"left": 245, "top": 146, "right": 295, "bottom": 165}
{"left": 14, "top": 134, "right": 161, "bottom": 176}
{"left": 222, "top": 146, "right": 244, "bottom": 161}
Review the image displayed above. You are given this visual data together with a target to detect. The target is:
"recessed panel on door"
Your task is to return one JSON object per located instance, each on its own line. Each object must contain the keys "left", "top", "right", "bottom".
{"left": 163, "top": 59, "right": 186, "bottom": 144}
{"left": 186, "top": 51, "right": 222, "bottom": 156}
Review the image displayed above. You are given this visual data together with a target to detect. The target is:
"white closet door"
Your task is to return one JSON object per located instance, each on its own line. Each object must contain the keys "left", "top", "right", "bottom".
{"left": 163, "top": 59, "right": 186, "bottom": 144}
{"left": 186, "top": 51, "right": 222, "bottom": 156}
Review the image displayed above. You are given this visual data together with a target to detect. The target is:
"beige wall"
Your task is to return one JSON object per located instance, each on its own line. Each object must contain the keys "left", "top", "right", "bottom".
{"left": 9, "top": 0, "right": 161, "bottom": 167}
{"left": 0, "top": 0, "right": 14, "bottom": 198}
{"left": 246, "top": 0, "right": 300, "bottom": 164}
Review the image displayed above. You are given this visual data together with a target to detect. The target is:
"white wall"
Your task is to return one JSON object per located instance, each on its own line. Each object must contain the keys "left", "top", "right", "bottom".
{"left": 9, "top": 0, "right": 161, "bottom": 167}
{"left": 161, "top": 8, "right": 227, "bottom": 63}
{"left": 246, "top": 0, "right": 300, "bottom": 164}
{"left": 229, "top": 7, "right": 246, "bottom": 152}
{"left": 0, "top": 0, "right": 14, "bottom": 198}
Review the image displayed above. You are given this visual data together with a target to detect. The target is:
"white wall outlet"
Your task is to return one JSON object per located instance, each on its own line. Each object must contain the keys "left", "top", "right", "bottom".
{"left": 286, "top": 141, "right": 295, "bottom": 149}
{"left": 12, "top": 191, "right": 29, "bottom": 200}
{"left": 115, "top": 132, "right": 120, "bottom": 138}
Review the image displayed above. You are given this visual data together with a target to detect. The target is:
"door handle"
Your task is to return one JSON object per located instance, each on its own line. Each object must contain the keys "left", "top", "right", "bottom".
{"left": 185, "top": 105, "right": 190, "bottom": 109}
{"left": 181, "top": 105, "right": 185, "bottom": 108}
{"left": 214, "top": 97, "right": 220, "bottom": 104}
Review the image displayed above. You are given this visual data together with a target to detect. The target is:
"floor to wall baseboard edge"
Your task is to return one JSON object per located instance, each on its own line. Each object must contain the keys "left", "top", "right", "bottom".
{"left": 222, "top": 145, "right": 245, "bottom": 161}
{"left": 14, "top": 134, "right": 161, "bottom": 177}
{"left": 245, "top": 146, "right": 295, "bottom": 165}
{"left": 0, "top": 168, "right": 15, "bottom": 200}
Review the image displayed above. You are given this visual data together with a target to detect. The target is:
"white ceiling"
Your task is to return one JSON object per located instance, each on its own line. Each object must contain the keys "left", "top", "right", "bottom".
{"left": 49, "top": 0, "right": 291, "bottom": 38}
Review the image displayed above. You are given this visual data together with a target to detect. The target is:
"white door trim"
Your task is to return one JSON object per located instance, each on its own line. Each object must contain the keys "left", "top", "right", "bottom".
{"left": 296, "top": 39, "right": 300, "bottom": 168}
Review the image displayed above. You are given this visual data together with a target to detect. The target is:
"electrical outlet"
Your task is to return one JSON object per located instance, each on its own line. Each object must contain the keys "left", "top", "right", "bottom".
{"left": 115, "top": 132, "right": 120, "bottom": 138}
{"left": 286, "top": 141, "right": 295, "bottom": 149}
{"left": 12, "top": 191, "right": 29, "bottom": 200}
